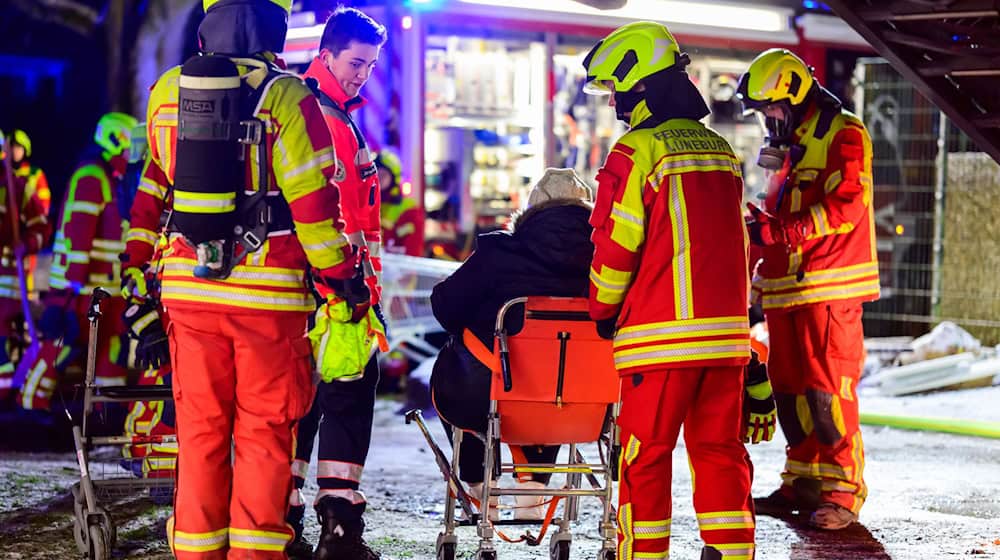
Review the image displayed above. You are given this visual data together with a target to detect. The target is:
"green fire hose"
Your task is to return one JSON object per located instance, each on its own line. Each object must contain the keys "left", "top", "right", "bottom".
{"left": 860, "top": 412, "right": 1000, "bottom": 439}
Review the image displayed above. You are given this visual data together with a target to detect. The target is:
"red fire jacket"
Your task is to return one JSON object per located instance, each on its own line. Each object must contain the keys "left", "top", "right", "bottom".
{"left": 589, "top": 103, "right": 751, "bottom": 375}
{"left": 751, "top": 103, "right": 879, "bottom": 312}
{"left": 303, "top": 57, "right": 382, "bottom": 304}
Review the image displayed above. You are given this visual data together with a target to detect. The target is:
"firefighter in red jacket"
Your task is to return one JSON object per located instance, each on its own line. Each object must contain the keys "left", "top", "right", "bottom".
{"left": 286, "top": 8, "right": 386, "bottom": 560}
{"left": 9, "top": 130, "right": 51, "bottom": 216}
{"left": 9, "top": 129, "right": 52, "bottom": 296}
{"left": 739, "top": 48, "right": 877, "bottom": 531}
{"left": 43, "top": 112, "right": 136, "bottom": 392}
{"left": 0, "top": 141, "right": 51, "bottom": 404}
{"left": 375, "top": 149, "right": 423, "bottom": 256}
{"left": 130, "top": 0, "right": 361, "bottom": 557}
{"left": 584, "top": 22, "right": 766, "bottom": 560}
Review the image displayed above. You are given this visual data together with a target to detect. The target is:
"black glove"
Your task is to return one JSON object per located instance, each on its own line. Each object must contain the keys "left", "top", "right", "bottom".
{"left": 373, "top": 303, "right": 389, "bottom": 338}
{"left": 743, "top": 350, "right": 777, "bottom": 444}
{"left": 122, "top": 300, "right": 170, "bottom": 369}
{"left": 315, "top": 263, "right": 371, "bottom": 323}
{"left": 596, "top": 317, "right": 618, "bottom": 340}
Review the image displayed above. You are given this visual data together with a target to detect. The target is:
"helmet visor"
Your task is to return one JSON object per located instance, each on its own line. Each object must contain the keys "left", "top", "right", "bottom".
{"left": 583, "top": 78, "right": 614, "bottom": 96}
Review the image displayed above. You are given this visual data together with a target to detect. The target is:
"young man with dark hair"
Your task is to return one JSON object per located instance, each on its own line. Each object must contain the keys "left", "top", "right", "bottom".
{"left": 286, "top": 7, "right": 388, "bottom": 560}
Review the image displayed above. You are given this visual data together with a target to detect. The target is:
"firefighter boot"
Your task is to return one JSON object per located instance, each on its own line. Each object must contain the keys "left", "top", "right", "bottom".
{"left": 754, "top": 478, "right": 822, "bottom": 517}
{"left": 313, "top": 499, "right": 380, "bottom": 560}
{"left": 810, "top": 503, "right": 858, "bottom": 530}
{"left": 701, "top": 546, "right": 723, "bottom": 560}
{"left": 286, "top": 503, "right": 313, "bottom": 560}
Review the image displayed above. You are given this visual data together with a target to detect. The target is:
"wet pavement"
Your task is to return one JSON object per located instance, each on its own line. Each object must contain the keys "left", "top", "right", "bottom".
{"left": 1, "top": 388, "right": 999, "bottom": 559}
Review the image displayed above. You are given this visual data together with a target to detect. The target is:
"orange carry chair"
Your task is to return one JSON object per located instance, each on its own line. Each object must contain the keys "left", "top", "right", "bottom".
{"left": 407, "top": 296, "right": 620, "bottom": 560}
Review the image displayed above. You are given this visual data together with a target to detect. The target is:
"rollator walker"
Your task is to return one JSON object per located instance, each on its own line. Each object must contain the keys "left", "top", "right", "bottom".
{"left": 408, "top": 296, "right": 621, "bottom": 560}
{"left": 69, "top": 288, "right": 175, "bottom": 560}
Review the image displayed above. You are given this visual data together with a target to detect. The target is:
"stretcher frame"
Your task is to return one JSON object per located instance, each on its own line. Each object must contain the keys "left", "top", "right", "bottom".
{"left": 409, "top": 296, "right": 621, "bottom": 560}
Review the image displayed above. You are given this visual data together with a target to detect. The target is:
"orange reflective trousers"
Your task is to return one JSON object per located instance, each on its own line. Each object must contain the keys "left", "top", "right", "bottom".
{"left": 167, "top": 310, "right": 314, "bottom": 559}
{"left": 765, "top": 302, "right": 867, "bottom": 515}
{"left": 616, "top": 367, "right": 755, "bottom": 560}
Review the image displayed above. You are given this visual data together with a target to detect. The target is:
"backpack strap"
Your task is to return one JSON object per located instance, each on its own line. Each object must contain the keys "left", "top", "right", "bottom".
{"left": 236, "top": 59, "right": 287, "bottom": 247}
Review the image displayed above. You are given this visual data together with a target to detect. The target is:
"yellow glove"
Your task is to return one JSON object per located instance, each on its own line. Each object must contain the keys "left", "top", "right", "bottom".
{"left": 743, "top": 352, "right": 777, "bottom": 444}
{"left": 121, "top": 266, "right": 149, "bottom": 301}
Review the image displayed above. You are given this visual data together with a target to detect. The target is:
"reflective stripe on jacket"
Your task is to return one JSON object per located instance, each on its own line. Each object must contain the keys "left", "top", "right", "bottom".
{"left": 50, "top": 160, "right": 124, "bottom": 293}
{"left": 135, "top": 55, "right": 352, "bottom": 314}
{"left": 753, "top": 105, "right": 879, "bottom": 312}
{"left": 588, "top": 102, "right": 751, "bottom": 374}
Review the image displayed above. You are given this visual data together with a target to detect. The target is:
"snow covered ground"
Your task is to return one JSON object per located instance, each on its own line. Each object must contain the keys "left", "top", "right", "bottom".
{"left": 2, "top": 389, "right": 1000, "bottom": 559}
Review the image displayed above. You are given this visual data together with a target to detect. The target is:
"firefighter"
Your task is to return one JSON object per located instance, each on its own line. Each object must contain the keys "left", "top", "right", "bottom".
{"left": 9, "top": 130, "right": 51, "bottom": 216}
{"left": 9, "top": 130, "right": 52, "bottom": 298}
{"left": 738, "top": 48, "right": 877, "bottom": 531}
{"left": 42, "top": 112, "right": 136, "bottom": 395}
{"left": 127, "top": 0, "right": 361, "bottom": 557}
{"left": 286, "top": 8, "right": 386, "bottom": 559}
{"left": 583, "top": 22, "right": 763, "bottom": 560}
{"left": 0, "top": 136, "right": 51, "bottom": 405}
{"left": 375, "top": 149, "right": 423, "bottom": 257}
{"left": 119, "top": 122, "right": 176, "bottom": 485}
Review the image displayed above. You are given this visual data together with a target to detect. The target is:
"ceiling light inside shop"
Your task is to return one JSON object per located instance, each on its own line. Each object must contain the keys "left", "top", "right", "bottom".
{"left": 456, "top": 0, "right": 790, "bottom": 32}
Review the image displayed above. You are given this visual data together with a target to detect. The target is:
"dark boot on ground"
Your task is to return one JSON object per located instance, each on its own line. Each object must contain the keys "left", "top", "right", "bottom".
{"left": 286, "top": 503, "right": 313, "bottom": 560}
{"left": 701, "top": 546, "right": 723, "bottom": 560}
{"left": 754, "top": 478, "right": 822, "bottom": 517}
{"left": 313, "top": 499, "right": 380, "bottom": 560}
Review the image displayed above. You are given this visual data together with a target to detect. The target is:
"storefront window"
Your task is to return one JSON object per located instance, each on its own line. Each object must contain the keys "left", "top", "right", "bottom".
{"left": 423, "top": 33, "right": 546, "bottom": 243}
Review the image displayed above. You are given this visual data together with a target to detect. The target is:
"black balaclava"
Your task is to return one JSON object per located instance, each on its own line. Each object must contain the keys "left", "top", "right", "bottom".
{"left": 198, "top": 0, "right": 288, "bottom": 57}
{"left": 627, "top": 68, "right": 710, "bottom": 128}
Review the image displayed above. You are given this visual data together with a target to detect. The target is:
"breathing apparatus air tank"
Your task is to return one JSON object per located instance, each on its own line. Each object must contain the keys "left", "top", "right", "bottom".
{"left": 173, "top": 54, "right": 244, "bottom": 277}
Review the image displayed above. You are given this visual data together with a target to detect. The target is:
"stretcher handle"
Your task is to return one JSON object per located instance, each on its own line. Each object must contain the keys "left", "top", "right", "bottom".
{"left": 498, "top": 330, "right": 512, "bottom": 392}
{"left": 555, "top": 332, "right": 569, "bottom": 406}
{"left": 87, "top": 287, "right": 110, "bottom": 322}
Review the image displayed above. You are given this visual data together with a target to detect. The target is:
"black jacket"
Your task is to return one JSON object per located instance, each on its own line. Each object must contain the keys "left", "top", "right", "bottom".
{"left": 431, "top": 201, "right": 594, "bottom": 347}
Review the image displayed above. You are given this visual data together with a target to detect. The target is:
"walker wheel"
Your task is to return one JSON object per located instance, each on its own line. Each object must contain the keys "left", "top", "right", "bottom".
{"left": 89, "top": 524, "right": 110, "bottom": 560}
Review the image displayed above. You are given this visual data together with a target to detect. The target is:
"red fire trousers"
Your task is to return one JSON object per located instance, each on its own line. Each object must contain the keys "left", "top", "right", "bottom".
{"left": 166, "top": 310, "right": 314, "bottom": 559}
{"left": 765, "top": 302, "right": 867, "bottom": 514}
{"left": 617, "top": 367, "right": 754, "bottom": 560}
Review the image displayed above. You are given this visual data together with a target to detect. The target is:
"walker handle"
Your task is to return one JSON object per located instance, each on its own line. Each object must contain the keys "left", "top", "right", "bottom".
{"left": 87, "top": 287, "right": 110, "bottom": 322}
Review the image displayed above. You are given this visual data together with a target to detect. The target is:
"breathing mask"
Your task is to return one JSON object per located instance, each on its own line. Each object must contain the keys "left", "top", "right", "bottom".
{"left": 753, "top": 102, "right": 796, "bottom": 171}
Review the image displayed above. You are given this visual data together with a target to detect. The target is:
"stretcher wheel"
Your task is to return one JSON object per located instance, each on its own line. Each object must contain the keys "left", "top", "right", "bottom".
{"left": 475, "top": 550, "right": 497, "bottom": 560}
{"left": 598, "top": 549, "right": 615, "bottom": 560}
{"left": 89, "top": 524, "right": 110, "bottom": 560}
{"left": 437, "top": 542, "right": 456, "bottom": 560}
{"left": 550, "top": 539, "right": 570, "bottom": 560}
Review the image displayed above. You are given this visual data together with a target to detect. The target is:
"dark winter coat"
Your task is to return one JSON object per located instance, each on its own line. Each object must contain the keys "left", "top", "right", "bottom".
{"left": 430, "top": 200, "right": 595, "bottom": 348}
{"left": 430, "top": 200, "right": 594, "bottom": 437}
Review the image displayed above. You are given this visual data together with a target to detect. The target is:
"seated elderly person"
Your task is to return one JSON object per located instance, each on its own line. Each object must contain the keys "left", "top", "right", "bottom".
{"left": 430, "top": 168, "right": 594, "bottom": 519}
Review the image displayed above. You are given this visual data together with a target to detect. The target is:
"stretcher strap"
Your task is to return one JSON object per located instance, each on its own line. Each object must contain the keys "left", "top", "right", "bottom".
{"left": 509, "top": 446, "right": 532, "bottom": 483}
{"left": 492, "top": 494, "right": 563, "bottom": 546}
{"left": 450, "top": 478, "right": 564, "bottom": 547}
{"left": 463, "top": 329, "right": 500, "bottom": 372}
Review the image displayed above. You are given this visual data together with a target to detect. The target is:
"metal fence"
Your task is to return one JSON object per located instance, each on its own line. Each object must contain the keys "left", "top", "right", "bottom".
{"left": 857, "top": 59, "right": 1000, "bottom": 343}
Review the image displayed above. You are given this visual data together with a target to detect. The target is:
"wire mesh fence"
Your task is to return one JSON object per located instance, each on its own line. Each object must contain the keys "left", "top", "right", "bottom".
{"left": 857, "top": 59, "right": 1000, "bottom": 344}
